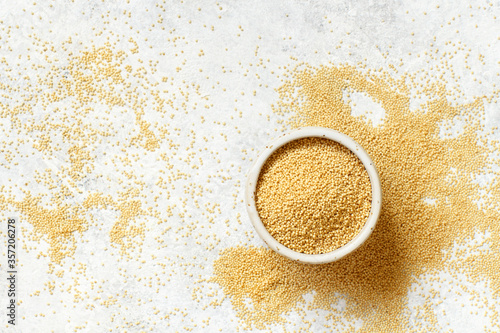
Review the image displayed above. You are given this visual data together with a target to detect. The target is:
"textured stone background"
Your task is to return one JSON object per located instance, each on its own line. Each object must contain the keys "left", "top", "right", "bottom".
{"left": 0, "top": 0, "right": 498, "bottom": 332}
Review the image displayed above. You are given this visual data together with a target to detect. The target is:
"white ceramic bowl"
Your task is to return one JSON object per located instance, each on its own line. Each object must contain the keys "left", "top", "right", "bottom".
{"left": 245, "top": 127, "right": 382, "bottom": 264}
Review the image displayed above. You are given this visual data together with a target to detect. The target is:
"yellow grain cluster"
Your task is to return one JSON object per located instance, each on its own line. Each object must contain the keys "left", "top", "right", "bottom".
{"left": 255, "top": 137, "right": 371, "bottom": 254}
{"left": 213, "top": 64, "right": 500, "bottom": 331}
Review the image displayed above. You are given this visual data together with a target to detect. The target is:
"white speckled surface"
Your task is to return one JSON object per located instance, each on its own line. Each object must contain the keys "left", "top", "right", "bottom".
{"left": 0, "top": 0, "right": 499, "bottom": 332}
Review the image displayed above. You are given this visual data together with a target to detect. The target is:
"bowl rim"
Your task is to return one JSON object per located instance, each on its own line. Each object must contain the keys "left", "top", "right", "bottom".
{"left": 245, "top": 126, "right": 382, "bottom": 264}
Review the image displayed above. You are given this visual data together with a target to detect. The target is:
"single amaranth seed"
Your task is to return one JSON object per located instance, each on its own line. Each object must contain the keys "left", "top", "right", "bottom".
{"left": 255, "top": 137, "right": 372, "bottom": 254}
